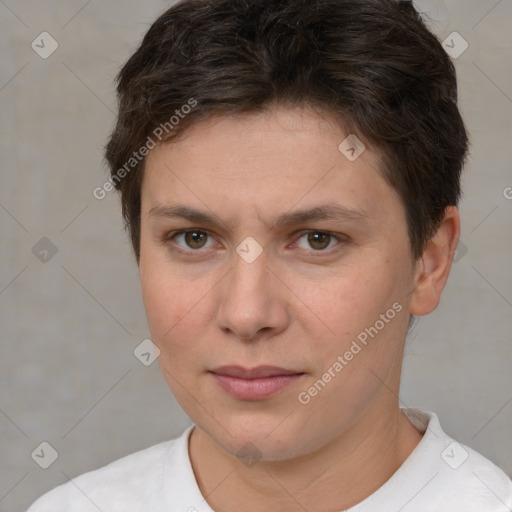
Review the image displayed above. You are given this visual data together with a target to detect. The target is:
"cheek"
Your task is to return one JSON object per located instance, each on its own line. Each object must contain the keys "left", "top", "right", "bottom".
{"left": 140, "top": 266, "right": 205, "bottom": 405}
{"left": 294, "top": 270, "right": 408, "bottom": 425}
{"left": 296, "top": 261, "right": 410, "bottom": 384}
{"left": 294, "top": 263, "right": 394, "bottom": 335}
{"left": 140, "top": 258, "right": 184, "bottom": 345}
{"left": 140, "top": 260, "right": 213, "bottom": 358}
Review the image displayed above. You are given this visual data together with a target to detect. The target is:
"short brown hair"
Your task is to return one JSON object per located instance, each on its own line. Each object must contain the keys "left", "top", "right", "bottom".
{"left": 105, "top": 0, "right": 470, "bottom": 263}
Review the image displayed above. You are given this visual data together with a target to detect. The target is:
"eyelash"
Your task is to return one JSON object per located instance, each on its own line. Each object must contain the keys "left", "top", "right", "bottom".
{"left": 163, "top": 229, "right": 348, "bottom": 257}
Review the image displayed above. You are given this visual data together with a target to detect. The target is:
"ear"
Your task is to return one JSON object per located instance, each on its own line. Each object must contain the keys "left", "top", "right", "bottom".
{"left": 409, "top": 206, "right": 461, "bottom": 316}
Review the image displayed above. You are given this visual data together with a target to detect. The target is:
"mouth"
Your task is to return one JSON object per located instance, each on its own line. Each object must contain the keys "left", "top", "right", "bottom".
{"left": 209, "top": 365, "right": 306, "bottom": 401}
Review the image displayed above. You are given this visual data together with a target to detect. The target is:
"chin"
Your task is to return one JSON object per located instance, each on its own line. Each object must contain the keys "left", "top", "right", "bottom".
{"left": 198, "top": 411, "right": 313, "bottom": 462}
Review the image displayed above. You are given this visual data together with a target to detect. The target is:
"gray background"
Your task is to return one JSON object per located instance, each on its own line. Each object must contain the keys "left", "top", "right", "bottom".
{"left": 1, "top": 1, "right": 511, "bottom": 510}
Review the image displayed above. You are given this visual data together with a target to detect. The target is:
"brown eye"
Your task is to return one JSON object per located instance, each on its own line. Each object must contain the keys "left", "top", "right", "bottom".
{"left": 183, "top": 230, "right": 208, "bottom": 249}
{"left": 172, "top": 230, "right": 212, "bottom": 250}
{"left": 294, "top": 231, "right": 345, "bottom": 253}
{"left": 307, "top": 232, "right": 332, "bottom": 251}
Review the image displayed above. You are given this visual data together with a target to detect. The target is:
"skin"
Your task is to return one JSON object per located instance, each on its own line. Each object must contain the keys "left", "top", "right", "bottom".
{"left": 139, "top": 105, "right": 460, "bottom": 511}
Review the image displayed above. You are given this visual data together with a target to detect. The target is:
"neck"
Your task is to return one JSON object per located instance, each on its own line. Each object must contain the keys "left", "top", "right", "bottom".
{"left": 188, "top": 405, "right": 423, "bottom": 512}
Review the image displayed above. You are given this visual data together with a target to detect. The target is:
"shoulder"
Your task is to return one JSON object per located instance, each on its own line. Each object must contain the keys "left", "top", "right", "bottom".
{"left": 438, "top": 441, "right": 512, "bottom": 511}
{"left": 401, "top": 408, "right": 512, "bottom": 512}
{"left": 27, "top": 431, "right": 188, "bottom": 512}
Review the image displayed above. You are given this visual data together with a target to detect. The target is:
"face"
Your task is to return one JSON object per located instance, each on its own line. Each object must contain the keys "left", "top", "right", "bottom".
{"left": 139, "top": 106, "right": 418, "bottom": 461}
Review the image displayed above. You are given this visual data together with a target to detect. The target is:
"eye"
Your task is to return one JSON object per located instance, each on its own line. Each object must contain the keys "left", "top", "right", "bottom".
{"left": 169, "top": 229, "right": 215, "bottom": 251}
{"left": 164, "top": 229, "right": 346, "bottom": 255}
{"left": 293, "top": 231, "right": 345, "bottom": 253}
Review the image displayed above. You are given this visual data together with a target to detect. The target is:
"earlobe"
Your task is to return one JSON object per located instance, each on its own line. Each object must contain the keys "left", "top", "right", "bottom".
{"left": 409, "top": 206, "right": 461, "bottom": 317}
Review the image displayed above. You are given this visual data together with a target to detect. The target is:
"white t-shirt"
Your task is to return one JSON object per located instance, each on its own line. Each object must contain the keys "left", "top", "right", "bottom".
{"left": 28, "top": 408, "right": 512, "bottom": 511}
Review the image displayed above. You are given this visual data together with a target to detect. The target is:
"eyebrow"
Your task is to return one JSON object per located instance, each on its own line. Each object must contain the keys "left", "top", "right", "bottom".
{"left": 148, "top": 203, "right": 369, "bottom": 230}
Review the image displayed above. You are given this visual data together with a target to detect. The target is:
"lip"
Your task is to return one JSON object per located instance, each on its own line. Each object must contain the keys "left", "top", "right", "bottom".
{"left": 209, "top": 365, "right": 305, "bottom": 401}
{"left": 211, "top": 365, "right": 302, "bottom": 379}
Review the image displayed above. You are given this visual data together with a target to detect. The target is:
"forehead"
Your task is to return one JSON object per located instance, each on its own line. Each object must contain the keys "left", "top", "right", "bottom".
{"left": 141, "top": 106, "right": 403, "bottom": 229}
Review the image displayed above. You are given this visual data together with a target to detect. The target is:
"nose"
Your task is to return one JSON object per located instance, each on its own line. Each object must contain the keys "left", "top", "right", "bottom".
{"left": 215, "top": 250, "right": 289, "bottom": 342}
